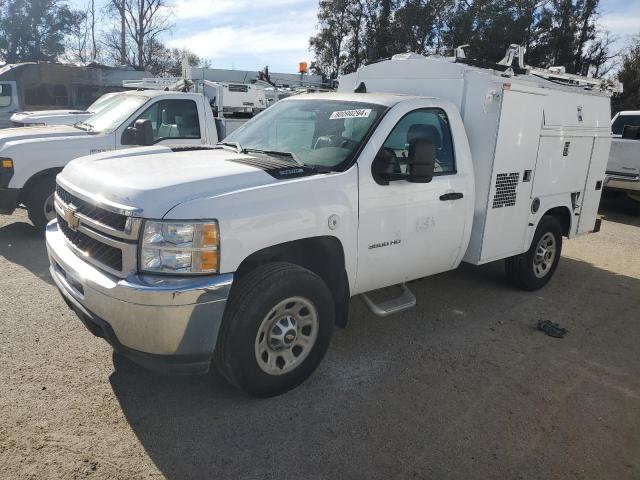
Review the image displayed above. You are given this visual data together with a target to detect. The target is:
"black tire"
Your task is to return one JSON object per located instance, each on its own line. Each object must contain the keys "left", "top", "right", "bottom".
{"left": 505, "top": 215, "right": 563, "bottom": 291}
{"left": 26, "top": 176, "right": 57, "bottom": 230}
{"left": 214, "top": 262, "right": 334, "bottom": 397}
{"left": 626, "top": 194, "right": 640, "bottom": 217}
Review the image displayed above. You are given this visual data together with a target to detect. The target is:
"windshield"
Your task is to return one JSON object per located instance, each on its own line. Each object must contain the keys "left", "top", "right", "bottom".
{"left": 82, "top": 94, "right": 148, "bottom": 132}
{"left": 87, "top": 93, "right": 119, "bottom": 113}
{"left": 225, "top": 99, "right": 387, "bottom": 169}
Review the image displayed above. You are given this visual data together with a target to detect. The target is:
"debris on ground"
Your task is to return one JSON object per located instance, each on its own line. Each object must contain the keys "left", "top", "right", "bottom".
{"left": 537, "top": 320, "right": 568, "bottom": 338}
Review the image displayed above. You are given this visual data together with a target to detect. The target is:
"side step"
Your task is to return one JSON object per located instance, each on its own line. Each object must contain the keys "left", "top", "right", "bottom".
{"left": 360, "top": 283, "right": 417, "bottom": 317}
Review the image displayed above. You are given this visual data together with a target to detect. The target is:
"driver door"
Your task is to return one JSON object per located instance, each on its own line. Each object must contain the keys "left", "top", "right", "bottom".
{"left": 354, "top": 105, "right": 469, "bottom": 294}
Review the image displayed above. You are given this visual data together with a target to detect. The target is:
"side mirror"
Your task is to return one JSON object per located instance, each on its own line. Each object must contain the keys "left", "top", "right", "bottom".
{"left": 622, "top": 125, "right": 640, "bottom": 140}
{"left": 407, "top": 139, "right": 435, "bottom": 183}
{"left": 372, "top": 148, "right": 403, "bottom": 185}
{"left": 122, "top": 119, "right": 154, "bottom": 146}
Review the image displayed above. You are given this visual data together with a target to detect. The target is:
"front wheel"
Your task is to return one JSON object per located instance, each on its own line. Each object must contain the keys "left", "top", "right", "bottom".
{"left": 26, "top": 176, "right": 57, "bottom": 230}
{"left": 505, "top": 215, "right": 563, "bottom": 291}
{"left": 214, "top": 262, "right": 334, "bottom": 397}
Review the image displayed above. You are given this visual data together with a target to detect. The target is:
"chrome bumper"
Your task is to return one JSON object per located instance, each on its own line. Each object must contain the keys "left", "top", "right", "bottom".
{"left": 46, "top": 220, "right": 233, "bottom": 373}
{"left": 604, "top": 172, "right": 640, "bottom": 192}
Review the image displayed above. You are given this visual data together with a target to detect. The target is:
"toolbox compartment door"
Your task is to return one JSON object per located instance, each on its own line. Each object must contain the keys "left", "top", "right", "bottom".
{"left": 479, "top": 89, "right": 544, "bottom": 262}
{"left": 577, "top": 136, "right": 611, "bottom": 234}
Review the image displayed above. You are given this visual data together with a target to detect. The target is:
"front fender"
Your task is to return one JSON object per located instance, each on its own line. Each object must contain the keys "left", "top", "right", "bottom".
{"left": 4, "top": 134, "right": 115, "bottom": 189}
{"left": 163, "top": 167, "right": 360, "bottom": 290}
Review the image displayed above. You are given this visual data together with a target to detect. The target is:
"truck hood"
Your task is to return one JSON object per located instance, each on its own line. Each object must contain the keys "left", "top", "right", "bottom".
{"left": 0, "top": 125, "right": 88, "bottom": 143}
{"left": 13, "top": 109, "right": 87, "bottom": 118}
{"left": 59, "top": 148, "right": 285, "bottom": 218}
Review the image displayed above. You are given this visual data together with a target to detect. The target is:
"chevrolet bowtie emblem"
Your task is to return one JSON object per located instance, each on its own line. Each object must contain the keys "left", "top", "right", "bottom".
{"left": 63, "top": 205, "right": 80, "bottom": 231}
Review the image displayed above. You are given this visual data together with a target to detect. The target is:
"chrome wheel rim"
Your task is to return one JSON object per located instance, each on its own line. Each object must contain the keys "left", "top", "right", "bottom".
{"left": 254, "top": 296, "right": 319, "bottom": 376}
{"left": 43, "top": 193, "right": 56, "bottom": 221}
{"left": 533, "top": 232, "right": 556, "bottom": 278}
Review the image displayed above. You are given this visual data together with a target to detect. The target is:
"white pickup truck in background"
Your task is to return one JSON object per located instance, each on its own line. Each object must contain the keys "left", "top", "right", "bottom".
{"left": 45, "top": 50, "right": 613, "bottom": 397}
{"left": 604, "top": 111, "right": 640, "bottom": 214}
{"left": 9, "top": 92, "right": 120, "bottom": 127}
{"left": 0, "top": 89, "right": 236, "bottom": 228}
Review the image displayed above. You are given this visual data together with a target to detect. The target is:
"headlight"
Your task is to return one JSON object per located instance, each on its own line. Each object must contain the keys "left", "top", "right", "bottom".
{"left": 140, "top": 221, "right": 219, "bottom": 274}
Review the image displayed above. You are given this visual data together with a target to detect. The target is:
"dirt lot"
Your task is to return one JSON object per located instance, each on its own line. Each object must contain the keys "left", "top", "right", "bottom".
{"left": 1, "top": 199, "right": 639, "bottom": 480}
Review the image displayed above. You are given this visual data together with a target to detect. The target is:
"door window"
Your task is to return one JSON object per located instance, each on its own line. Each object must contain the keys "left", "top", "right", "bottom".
{"left": 133, "top": 99, "right": 201, "bottom": 142}
{"left": 0, "top": 84, "right": 11, "bottom": 107}
{"left": 380, "top": 108, "right": 455, "bottom": 176}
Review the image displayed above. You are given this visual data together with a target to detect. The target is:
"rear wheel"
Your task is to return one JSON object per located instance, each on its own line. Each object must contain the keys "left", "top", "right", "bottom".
{"left": 26, "top": 176, "right": 57, "bottom": 230}
{"left": 214, "top": 262, "right": 334, "bottom": 397}
{"left": 505, "top": 215, "right": 563, "bottom": 291}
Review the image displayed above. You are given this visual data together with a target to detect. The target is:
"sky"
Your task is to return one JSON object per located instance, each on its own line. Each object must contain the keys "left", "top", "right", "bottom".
{"left": 164, "top": 0, "right": 319, "bottom": 73}
{"left": 71, "top": 0, "right": 640, "bottom": 74}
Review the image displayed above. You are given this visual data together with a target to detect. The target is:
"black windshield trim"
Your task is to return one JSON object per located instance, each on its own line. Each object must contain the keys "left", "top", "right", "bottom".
{"left": 226, "top": 99, "right": 390, "bottom": 173}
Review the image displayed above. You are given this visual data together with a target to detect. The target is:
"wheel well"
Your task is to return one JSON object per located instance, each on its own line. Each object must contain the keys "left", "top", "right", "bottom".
{"left": 235, "top": 237, "right": 351, "bottom": 327}
{"left": 543, "top": 206, "right": 571, "bottom": 237}
{"left": 18, "top": 168, "right": 62, "bottom": 205}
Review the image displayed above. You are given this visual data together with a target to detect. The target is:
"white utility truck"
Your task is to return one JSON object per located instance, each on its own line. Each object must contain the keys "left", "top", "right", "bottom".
{"left": 1, "top": 89, "right": 227, "bottom": 228}
{"left": 604, "top": 111, "right": 640, "bottom": 214}
{"left": 45, "top": 50, "right": 614, "bottom": 397}
{"left": 9, "top": 92, "right": 120, "bottom": 127}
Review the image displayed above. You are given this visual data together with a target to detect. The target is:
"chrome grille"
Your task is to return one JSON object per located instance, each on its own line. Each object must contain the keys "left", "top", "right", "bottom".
{"left": 56, "top": 185, "right": 128, "bottom": 231}
{"left": 54, "top": 182, "right": 140, "bottom": 277}
{"left": 57, "top": 214, "right": 123, "bottom": 271}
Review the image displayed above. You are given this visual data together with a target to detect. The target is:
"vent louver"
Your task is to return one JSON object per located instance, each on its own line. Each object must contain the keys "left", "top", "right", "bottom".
{"left": 492, "top": 172, "right": 520, "bottom": 208}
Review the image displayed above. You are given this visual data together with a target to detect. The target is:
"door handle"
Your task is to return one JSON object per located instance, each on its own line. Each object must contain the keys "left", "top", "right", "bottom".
{"left": 439, "top": 192, "right": 464, "bottom": 201}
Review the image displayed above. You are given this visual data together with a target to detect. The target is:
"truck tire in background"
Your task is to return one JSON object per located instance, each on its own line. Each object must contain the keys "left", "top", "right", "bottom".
{"left": 26, "top": 176, "right": 57, "bottom": 230}
{"left": 214, "top": 262, "right": 334, "bottom": 397}
{"left": 627, "top": 193, "right": 640, "bottom": 216}
{"left": 505, "top": 215, "right": 563, "bottom": 291}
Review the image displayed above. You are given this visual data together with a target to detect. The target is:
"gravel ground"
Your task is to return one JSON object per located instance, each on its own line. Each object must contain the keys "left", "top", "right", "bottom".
{"left": 1, "top": 198, "right": 639, "bottom": 480}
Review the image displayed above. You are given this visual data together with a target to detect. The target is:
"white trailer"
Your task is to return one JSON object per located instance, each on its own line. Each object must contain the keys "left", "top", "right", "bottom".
{"left": 45, "top": 49, "right": 614, "bottom": 397}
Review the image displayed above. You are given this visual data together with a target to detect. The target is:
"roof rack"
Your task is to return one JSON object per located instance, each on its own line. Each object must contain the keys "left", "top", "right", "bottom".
{"left": 455, "top": 44, "right": 623, "bottom": 94}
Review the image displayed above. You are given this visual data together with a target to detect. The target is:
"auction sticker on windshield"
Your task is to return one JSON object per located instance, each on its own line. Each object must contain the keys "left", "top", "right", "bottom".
{"left": 330, "top": 109, "right": 372, "bottom": 120}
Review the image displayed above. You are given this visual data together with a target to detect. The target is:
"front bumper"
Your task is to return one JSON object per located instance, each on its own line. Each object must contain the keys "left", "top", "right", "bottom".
{"left": 604, "top": 172, "right": 640, "bottom": 192}
{"left": 46, "top": 220, "right": 233, "bottom": 374}
{"left": 0, "top": 187, "right": 19, "bottom": 215}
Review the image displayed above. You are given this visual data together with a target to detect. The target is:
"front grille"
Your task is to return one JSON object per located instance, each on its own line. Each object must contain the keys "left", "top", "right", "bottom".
{"left": 57, "top": 214, "right": 123, "bottom": 272}
{"left": 56, "top": 185, "right": 127, "bottom": 231}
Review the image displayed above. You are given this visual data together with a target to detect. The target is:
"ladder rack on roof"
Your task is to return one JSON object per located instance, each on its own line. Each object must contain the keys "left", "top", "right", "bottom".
{"left": 526, "top": 66, "right": 623, "bottom": 93}
{"left": 456, "top": 44, "right": 623, "bottom": 94}
{"left": 122, "top": 77, "right": 183, "bottom": 90}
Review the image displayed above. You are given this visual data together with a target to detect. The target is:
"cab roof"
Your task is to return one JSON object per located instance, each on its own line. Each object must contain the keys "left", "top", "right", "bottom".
{"left": 287, "top": 91, "right": 431, "bottom": 107}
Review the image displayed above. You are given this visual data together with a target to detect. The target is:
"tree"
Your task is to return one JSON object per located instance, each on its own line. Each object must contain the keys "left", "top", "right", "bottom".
{"left": 122, "top": 0, "right": 171, "bottom": 69}
{"left": 64, "top": 0, "right": 100, "bottom": 63}
{"left": 309, "top": 0, "right": 351, "bottom": 78}
{"left": 103, "top": 0, "right": 172, "bottom": 70}
{"left": 145, "top": 42, "right": 201, "bottom": 77}
{"left": 612, "top": 35, "right": 640, "bottom": 114}
{"left": 0, "top": 0, "right": 82, "bottom": 63}
{"left": 310, "top": 0, "right": 614, "bottom": 79}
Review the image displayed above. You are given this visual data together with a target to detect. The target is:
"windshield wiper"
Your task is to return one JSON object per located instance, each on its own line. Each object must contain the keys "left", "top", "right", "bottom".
{"left": 217, "top": 141, "right": 242, "bottom": 153}
{"left": 243, "top": 148, "right": 304, "bottom": 166}
{"left": 73, "top": 121, "right": 94, "bottom": 132}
